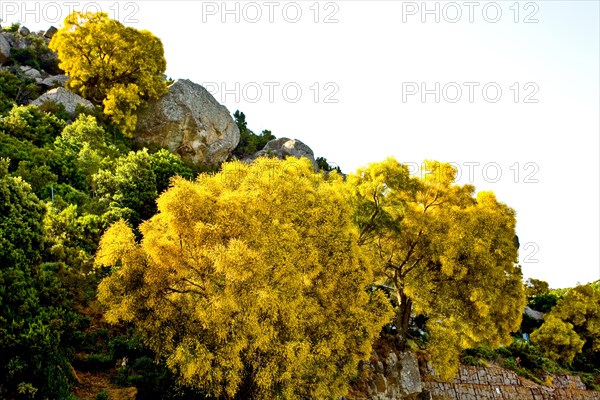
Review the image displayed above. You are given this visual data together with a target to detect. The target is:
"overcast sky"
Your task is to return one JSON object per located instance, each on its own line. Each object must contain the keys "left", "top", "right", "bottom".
{"left": 2, "top": 0, "right": 599, "bottom": 288}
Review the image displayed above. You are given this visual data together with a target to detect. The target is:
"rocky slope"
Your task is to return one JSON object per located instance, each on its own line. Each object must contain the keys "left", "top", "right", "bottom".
{"left": 3, "top": 24, "right": 319, "bottom": 168}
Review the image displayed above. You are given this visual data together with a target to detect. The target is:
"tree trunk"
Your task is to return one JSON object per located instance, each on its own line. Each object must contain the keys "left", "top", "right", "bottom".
{"left": 395, "top": 288, "right": 413, "bottom": 348}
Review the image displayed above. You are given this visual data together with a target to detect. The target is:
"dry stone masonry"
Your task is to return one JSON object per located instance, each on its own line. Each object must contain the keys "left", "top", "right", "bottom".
{"left": 423, "top": 366, "right": 600, "bottom": 400}
{"left": 345, "top": 348, "right": 600, "bottom": 400}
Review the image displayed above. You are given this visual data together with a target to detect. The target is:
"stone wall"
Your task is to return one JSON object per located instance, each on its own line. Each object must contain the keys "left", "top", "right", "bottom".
{"left": 346, "top": 349, "right": 600, "bottom": 400}
{"left": 423, "top": 365, "right": 600, "bottom": 400}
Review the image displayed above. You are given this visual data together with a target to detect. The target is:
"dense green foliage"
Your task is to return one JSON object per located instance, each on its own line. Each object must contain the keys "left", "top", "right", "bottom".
{"left": 231, "top": 110, "right": 275, "bottom": 159}
{"left": 0, "top": 160, "right": 80, "bottom": 399}
{"left": 149, "top": 148, "right": 193, "bottom": 194}
{"left": 316, "top": 156, "right": 342, "bottom": 173}
{"left": 0, "top": 68, "right": 40, "bottom": 113}
{"left": 0, "top": 105, "right": 66, "bottom": 146}
{"left": 525, "top": 278, "right": 560, "bottom": 313}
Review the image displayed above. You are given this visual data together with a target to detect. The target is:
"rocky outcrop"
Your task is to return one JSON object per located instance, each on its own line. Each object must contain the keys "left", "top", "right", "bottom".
{"left": 20, "top": 65, "right": 42, "bottom": 80}
{"left": 17, "top": 26, "right": 30, "bottom": 36}
{"left": 524, "top": 306, "right": 544, "bottom": 321}
{"left": 0, "top": 33, "right": 10, "bottom": 65}
{"left": 17, "top": 65, "right": 67, "bottom": 87}
{"left": 135, "top": 79, "right": 240, "bottom": 166}
{"left": 0, "top": 27, "right": 61, "bottom": 74}
{"left": 245, "top": 137, "right": 318, "bottom": 171}
{"left": 44, "top": 26, "right": 58, "bottom": 39}
{"left": 31, "top": 87, "right": 94, "bottom": 115}
{"left": 345, "top": 349, "right": 422, "bottom": 400}
{"left": 40, "top": 74, "right": 68, "bottom": 87}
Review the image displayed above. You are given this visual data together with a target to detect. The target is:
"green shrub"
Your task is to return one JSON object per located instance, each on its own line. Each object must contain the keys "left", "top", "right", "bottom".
{"left": 461, "top": 354, "right": 482, "bottom": 366}
{"left": 316, "top": 156, "right": 342, "bottom": 173}
{"left": 149, "top": 148, "right": 193, "bottom": 194}
{"left": 0, "top": 68, "right": 40, "bottom": 112}
{"left": 502, "top": 357, "right": 518, "bottom": 370}
{"left": 573, "top": 351, "right": 600, "bottom": 373}
{"left": 108, "top": 332, "right": 145, "bottom": 360}
{"left": 501, "top": 357, "right": 544, "bottom": 385}
{"left": 0, "top": 163, "right": 78, "bottom": 399}
{"left": 460, "top": 339, "right": 563, "bottom": 386}
{"left": 15, "top": 160, "right": 58, "bottom": 193}
{"left": 0, "top": 132, "right": 48, "bottom": 170}
{"left": 0, "top": 104, "right": 66, "bottom": 146}
{"left": 460, "top": 345, "right": 498, "bottom": 364}
{"left": 6, "top": 33, "right": 61, "bottom": 74}
{"left": 528, "top": 293, "right": 559, "bottom": 313}
{"left": 39, "top": 183, "right": 90, "bottom": 206}
{"left": 5, "top": 22, "right": 20, "bottom": 32}
{"left": 231, "top": 110, "right": 275, "bottom": 159}
{"left": 38, "top": 100, "right": 71, "bottom": 121}
{"left": 578, "top": 372, "right": 600, "bottom": 391}
{"left": 104, "top": 329, "right": 211, "bottom": 399}
{"left": 95, "top": 389, "right": 110, "bottom": 400}
{"left": 93, "top": 149, "right": 158, "bottom": 224}
{"left": 507, "top": 340, "right": 559, "bottom": 373}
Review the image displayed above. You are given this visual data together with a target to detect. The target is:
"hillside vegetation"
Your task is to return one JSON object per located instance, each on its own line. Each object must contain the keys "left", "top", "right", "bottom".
{"left": 0, "top": 12, "right": 599, "bottom": 400}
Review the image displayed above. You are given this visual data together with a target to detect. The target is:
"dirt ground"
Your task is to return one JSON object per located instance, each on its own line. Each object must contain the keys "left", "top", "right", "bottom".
{"left": 71, "top": 369, "right": 137, "bottom": 400}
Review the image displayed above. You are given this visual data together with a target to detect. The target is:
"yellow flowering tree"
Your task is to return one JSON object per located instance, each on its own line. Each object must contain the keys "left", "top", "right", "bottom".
{"left": 531, "top": 315, "right": 585, "bottom": 364}
{"left": 532, "top": 283, "right": 600, "bottom": 364}
{"left": 96, "top": 157, "right": 392, "bottom": 399}
{"left": 49, "top": 12, "right": 168, "bottom": 136}
{"left": 349, "top": 158, "right": 525, "bottom": 379}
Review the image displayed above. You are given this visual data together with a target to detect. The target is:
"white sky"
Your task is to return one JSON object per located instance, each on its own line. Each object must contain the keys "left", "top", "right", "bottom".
{"left": 2, "top": 0, "right": 599, "bottom": 288}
